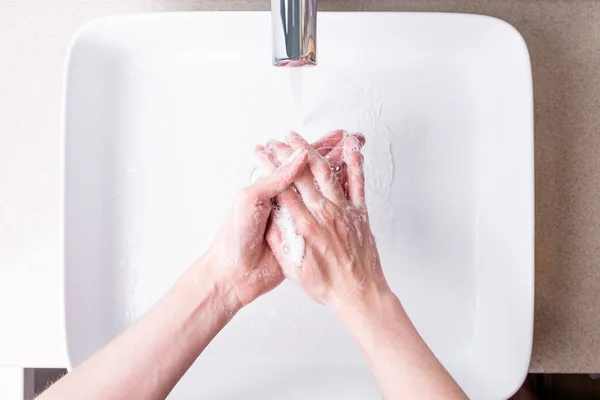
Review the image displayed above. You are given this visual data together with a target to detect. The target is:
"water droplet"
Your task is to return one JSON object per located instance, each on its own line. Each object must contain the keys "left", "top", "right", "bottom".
{"left": 358, "top": 214, "right": 367, "bottom": 223}
{"left": 313, "top": 179, "right": 320, "bottom": 191}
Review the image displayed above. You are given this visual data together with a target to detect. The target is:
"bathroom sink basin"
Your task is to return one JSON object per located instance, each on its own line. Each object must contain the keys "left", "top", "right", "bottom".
{"left": 64, "top": 12, "right": 533, "bottom": 399}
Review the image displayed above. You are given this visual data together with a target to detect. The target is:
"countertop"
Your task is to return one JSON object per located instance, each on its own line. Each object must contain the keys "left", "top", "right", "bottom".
{"left": 1, "top": 0, "right": 599, "bottom": 373}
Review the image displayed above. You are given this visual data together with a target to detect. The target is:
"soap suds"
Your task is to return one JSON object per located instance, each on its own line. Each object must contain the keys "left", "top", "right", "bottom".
{"left": 274, "top": 207, "right": 305, "bottom": 269}
{"left": 251, "top": 161, "right": 306, "bottom": 272}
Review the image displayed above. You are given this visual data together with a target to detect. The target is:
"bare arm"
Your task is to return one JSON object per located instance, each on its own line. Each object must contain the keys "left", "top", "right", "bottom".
{"left": 338, "top": 290, "right": 467, "bottom": 399}
{"left": 258, "top": 132, "right": 467, "bottom": 400}
{"left": 37, "top": 148, "right": 310, "bottom": 400}
{"left": 37, "top": 259, "right": 230, "bottom": 400}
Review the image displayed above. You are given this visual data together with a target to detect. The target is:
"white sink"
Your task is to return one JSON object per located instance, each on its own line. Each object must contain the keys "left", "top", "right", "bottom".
{"left": 64, "top": 12, "right": 534, "bottom": 399}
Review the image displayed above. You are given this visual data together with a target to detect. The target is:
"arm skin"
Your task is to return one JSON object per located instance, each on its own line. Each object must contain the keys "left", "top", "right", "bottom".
{"left": 37, "top": 147, "right": 311, "bottom": 400}
{"left": 36, "top": 131, "right": 347, "bottom": 400}
{"left": 37, "top": 257, "right": 233, "bottom": 400}
{"left": 337, "top": 289, "right": 467, "bottom": 400}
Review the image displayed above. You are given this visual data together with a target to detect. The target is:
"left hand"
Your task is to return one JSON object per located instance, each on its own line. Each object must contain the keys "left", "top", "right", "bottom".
{"left": 202, "top": 148, "right": 308, "bottom": 314}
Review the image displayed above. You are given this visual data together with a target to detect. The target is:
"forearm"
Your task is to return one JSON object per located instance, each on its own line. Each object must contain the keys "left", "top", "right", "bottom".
{"left": 39, "top": 256, "right": 235, "bottom": 400}
{"left": 338, "top": 289, "right": 467, "bottom": 400}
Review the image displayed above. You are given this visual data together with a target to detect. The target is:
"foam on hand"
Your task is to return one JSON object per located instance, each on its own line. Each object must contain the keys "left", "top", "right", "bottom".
{"left": 274, "top": 206, "right": 305, "bottom": 269}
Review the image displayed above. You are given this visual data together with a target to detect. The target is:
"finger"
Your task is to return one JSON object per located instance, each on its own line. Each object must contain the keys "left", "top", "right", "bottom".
{"left": 317, "top": 147, "right": 334, "bottom": 156}
{"left": 314, "top": 130, "right": 366, "bottom": 154}
{"left": 255, "top": 145, "right": 277, "bottom": 171}
{"left": 325, "top": 133, "right": 366, "bottom": 164}
{"left": 250, "top": 148, "right": 308, "bottom": 201}
{"left": 265, "top": 139, "right": 293, "bottom": 165}
{"left": 314, "top": 148, "right": 344, "bottom": 192}
{"left": 324, "top": 134, "right": 366, "bottom": 199}
{"left": 286, "top": 131, "right": 347, "bottom": 206}
{"left": 267, "top": 139, "right": 323, "bottom": 207}
{"left": 310, "top": 130, "right": 346, "bottom": 151}
{"left": 343, "top": 135, "right": 366, "bottom": 209}
{"left": 254, "top": 146, "right": 313, "bottom": 221}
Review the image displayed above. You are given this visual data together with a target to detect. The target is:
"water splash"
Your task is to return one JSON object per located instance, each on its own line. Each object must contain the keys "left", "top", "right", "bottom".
{"left": 288, "top": 68, "right": 304, "bottom": 130}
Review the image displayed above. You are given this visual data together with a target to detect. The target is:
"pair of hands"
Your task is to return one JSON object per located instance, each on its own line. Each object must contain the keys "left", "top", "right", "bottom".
{"left": 204, "top": 130, "right": 389, "bottom": 315}
{"left": 39, "top": 132, "right": 467, "bottom": 400}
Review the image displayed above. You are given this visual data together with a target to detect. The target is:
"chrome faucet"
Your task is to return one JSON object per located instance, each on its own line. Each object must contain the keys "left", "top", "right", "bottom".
{"left": 271, "top": 0, "right": 317, "bottom": 66}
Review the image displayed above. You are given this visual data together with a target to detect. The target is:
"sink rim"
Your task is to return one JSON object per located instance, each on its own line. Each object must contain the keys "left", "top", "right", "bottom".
{"left": 62, "top": 11, "right": 534, "bottom": 399}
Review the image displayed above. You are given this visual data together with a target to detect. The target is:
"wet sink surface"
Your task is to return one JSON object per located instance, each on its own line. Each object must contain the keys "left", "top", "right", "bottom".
{"left": 64, "top": 12, "right": 533, "bottom": 399}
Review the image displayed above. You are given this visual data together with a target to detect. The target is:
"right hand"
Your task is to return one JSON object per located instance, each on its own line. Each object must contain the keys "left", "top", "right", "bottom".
{"left": 256, "top": 131, "right": 390, "bottom": 310}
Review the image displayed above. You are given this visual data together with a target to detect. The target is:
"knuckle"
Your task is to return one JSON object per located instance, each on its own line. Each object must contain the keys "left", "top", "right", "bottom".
{"left": 238, "top": 187, "right": 266, "bottom": 208}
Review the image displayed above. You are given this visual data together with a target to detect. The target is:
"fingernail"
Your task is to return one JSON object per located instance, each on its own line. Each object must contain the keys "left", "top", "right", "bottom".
{"left": 354, "top": 133, "right": 366, "bottom": 146}
{"left": 286, "top": 131, "right": 301, "bottom": 141}
{"left": 347, "top": 135, "right": 361, "bottom": 149}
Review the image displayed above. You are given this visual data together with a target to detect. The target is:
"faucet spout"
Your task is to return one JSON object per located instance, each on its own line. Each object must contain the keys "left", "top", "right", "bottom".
{"left": 271, "top": 0, "right": 317, "bottom": 66}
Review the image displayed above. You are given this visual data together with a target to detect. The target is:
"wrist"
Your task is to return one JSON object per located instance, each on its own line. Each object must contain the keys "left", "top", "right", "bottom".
{"left": 336, "top": 286, "right": 405, "bottom": 331}
{"left": 189, "top": 252, "right": 244, "bottom": 320}
{"left": 336, "top": 288, "right": 412, "bottom": 357}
